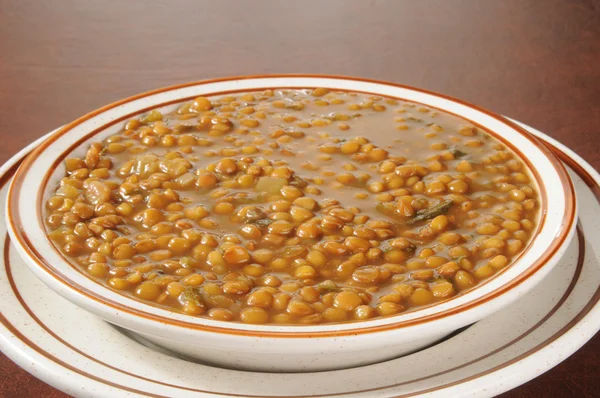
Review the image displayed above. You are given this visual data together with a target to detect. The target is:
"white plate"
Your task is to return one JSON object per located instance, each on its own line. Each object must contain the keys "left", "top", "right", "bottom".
{"left": 0, "top": 121, "right": 599, "bottom": 397}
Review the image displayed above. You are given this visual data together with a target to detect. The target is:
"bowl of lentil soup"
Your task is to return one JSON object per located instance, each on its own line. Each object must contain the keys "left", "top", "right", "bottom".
{"left": 6, "top": 75, "right": 576, "bottom": 372}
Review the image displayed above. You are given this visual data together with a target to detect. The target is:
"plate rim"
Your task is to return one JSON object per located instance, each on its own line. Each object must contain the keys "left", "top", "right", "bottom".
{"left": 0, "top": 121, "right": 598, "bottom": 398}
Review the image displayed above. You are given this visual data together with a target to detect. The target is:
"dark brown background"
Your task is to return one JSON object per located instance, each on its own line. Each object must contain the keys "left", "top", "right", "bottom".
{"left": 0, "top": 0, "right": 599, "bottom": 396}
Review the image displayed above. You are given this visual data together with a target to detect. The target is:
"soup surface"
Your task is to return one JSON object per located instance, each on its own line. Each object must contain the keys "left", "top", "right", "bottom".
{"left": 45, "top": 88, "right": 539, "bottom": 325}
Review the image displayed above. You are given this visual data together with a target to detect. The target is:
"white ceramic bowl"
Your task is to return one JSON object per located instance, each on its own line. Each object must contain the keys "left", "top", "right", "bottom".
{"left": 5, "top": 75, "right": 577, "bottom": 372}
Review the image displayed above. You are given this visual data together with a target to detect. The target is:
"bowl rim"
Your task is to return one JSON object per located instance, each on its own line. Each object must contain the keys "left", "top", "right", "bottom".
{"left": 6, "top": 74, "right": 577, "bottom": 337}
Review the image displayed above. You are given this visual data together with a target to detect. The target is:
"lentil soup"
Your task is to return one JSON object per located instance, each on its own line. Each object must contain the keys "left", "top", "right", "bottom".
{"left": 44, "top": 88, "right": 540, "bottom": 325}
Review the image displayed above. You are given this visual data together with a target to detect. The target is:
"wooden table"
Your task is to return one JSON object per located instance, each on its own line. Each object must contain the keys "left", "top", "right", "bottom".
{"left": 1, "top": 0, "right": 598, "bottom": 396}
